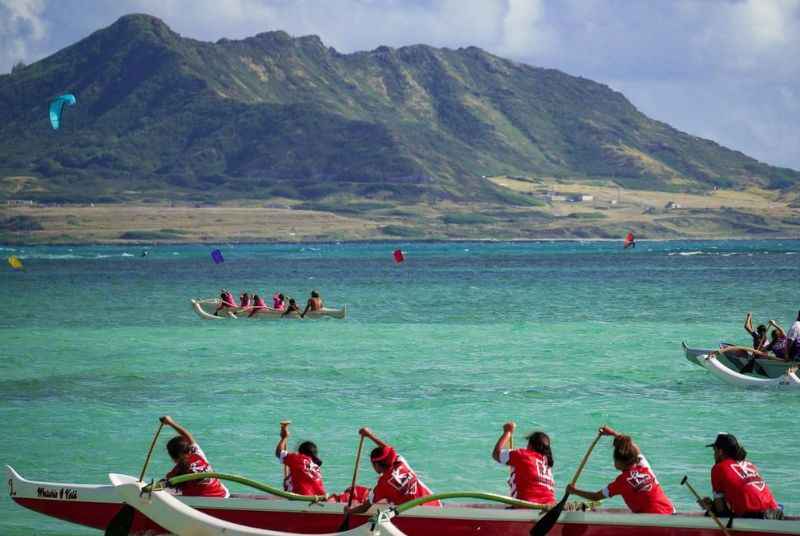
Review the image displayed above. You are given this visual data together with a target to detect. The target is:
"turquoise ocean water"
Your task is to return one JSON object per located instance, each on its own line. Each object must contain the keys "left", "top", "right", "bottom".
{"left": 1, "top": 240, "right": 799, "bottom": 534}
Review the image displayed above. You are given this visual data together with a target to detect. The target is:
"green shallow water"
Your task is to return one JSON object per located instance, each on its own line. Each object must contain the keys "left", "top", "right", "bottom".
{"left": 1, "top": 240, "right": 799, "bottom": 534}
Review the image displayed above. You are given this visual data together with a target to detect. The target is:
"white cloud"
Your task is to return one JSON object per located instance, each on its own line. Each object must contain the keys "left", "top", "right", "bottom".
{"left": 0, "top": 0, "right": 47, "bottom": 70}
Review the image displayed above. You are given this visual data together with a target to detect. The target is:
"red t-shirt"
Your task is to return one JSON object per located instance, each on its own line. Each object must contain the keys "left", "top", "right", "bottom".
{"left": 165, "top": 443, "right": 228, "bottom": 497}
{"left": 369, "top": 455, "right": 441, "bottom": 507}
{"left": 604, "top": 455, "right": 674, "bottom": 514}
{"left": 500, "top": 449, "right": 556, "bottom": 504}
{"left": 711, "top": 458, "right": 778, "bottom": 514}
{"left": 280, "top": 451, "right": 326, "bottom": 496}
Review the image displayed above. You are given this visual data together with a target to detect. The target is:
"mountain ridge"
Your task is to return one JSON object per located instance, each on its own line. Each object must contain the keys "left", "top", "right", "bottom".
{"left": 0, "top": 13, "right": 798, "bottom": 206}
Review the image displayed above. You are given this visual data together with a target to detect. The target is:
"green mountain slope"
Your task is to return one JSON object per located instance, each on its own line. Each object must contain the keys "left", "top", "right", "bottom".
{"left": 0, "top": 14, "right": 797, "bottom": 204}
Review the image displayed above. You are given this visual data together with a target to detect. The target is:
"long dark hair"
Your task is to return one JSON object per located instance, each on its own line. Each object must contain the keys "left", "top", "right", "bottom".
{"left": 612, "top": 435, "right": 640, "bottom": 467}
{"left": 298, "top": 441, "right": 322, "bottom": 467}
{"left": 527, "top": 431, "right": 554, "bottom": 467}
{"left": 719, "top": 442, "right": 747, "bottom": 461}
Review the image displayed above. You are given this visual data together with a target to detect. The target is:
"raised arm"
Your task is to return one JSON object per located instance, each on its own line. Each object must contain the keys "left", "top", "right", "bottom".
{"left": 160, "top": 416, "right": 195, "bottom": 445}
{"left": 492, "top": 422, "right": 516, "bottom": 462}
{"left": 275, "top": 422, "right": 290, "bottom": 459}
{"left": 744, "top": 313, "right": 754, "bottom": 334}
{"left": 599, "top": 425, "right": 618, "bottom": 438}
{"left": 359, "top": 427, "right": 390, "bottom": 450}
{"left": 769, "top": 320, "right": 785, "bottom": 337}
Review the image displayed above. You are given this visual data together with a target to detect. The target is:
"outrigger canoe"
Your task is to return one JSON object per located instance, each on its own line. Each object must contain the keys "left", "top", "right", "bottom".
{"left": 9, "top": 465, "right": 800, "bottom": 536}
{"left": 682, "top": 342, "right": 795, "bottom": 378}
{"left": 192, "top": 299, "right": 347, "bottom": 320}
{"left": 698, "top": 354, "right": 800, "bottom": 389}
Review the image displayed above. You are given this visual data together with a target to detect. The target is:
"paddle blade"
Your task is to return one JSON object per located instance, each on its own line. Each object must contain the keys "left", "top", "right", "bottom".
{"left": 530, "top": 493, "right": 569, "bottom": 536}
{"left": 338, "top": 512, "right": 351, "bottom": 532}
{"left": 104, "top": 504, "right": 135, "bottom": 536}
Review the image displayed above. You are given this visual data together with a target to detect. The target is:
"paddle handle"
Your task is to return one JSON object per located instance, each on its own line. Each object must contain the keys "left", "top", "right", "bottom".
{"left": 570, "top": 431, "right": 602, "bottom": 486}
{"left": 682, "top": 477, "right": 731, "bottom": 536}
{"left": 138, "top": 422, "right": 165, "bottom": 482}
{"left": 345, "top": 435, "right": 366, "bottom": 509}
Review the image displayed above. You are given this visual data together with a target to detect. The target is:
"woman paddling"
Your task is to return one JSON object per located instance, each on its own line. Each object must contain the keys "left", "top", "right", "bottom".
{"left": 698, "top": 433, "right": 782, "bottom": 519}
{"left": 214, "top": 289, "right": 237, "bottom": 316}
{"left": 744, "top": 313, "right": 768, "bottom": 351}
{"left": 566, "top": 426, "right": 674, "bottom": 514}
{"left": 491, "top": 421, "right": 556, "bottom": 506}
{"left": 281, "top": 298, "right": 302, "bottom": 318}
{"left": 274, "top": 422, "right": 326, "bottom": 496}
{"left": 248, "top": 294, "right": 268, "bottom": 317}
{"left": 345, "top": 427, "right": 440, "bottom": 515}
{"left": 159, "top": 415, "right": 229, "bottom": 497}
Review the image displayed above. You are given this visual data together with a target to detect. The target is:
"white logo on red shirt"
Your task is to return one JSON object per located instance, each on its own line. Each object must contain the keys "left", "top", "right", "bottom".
{"left": 303, "top": 459, "right": 322, "bottom": 480}
{"left": 626, "top": 470, "right": 654, "bottom": 492}
{"left": 730, "top": 461, "right": 766, "bottom": 491}
{"left": 388, "top": 466, "right": 418, "bottom": 495}
{"left": 535, "top": 458, "right": 555, "bottom": 489}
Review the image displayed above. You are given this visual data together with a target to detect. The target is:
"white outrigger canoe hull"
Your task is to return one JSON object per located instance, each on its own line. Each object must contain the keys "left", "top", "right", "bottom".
{"left": 192, "top": 299, "right": 347, "bottom": 320}
{"left": 682, "top": 342, "right": 794, "bottom": 378}
{"left": 698, "top": 354, "right": 800, "bottom": 389}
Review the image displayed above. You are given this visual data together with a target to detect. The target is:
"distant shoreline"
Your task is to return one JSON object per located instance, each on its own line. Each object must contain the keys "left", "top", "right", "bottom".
{"left": 4, "top": 236, "right": 800, "bottom": 248}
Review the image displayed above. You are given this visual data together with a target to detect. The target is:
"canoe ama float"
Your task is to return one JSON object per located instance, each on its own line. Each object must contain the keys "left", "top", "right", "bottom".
{"left": 110, "top": 474, "right": 403, "bottom": 536}
{"left": 698, "top": 354, "right": 800, "bottom": 389}
{"left": 8, "top": 466, "right": 800, "bottom": 536}
{"left": 682, "top": 341, "right": 795, "bottom": 378}
{"left": 192, "top": 299, "right": 347, "bottom": 320}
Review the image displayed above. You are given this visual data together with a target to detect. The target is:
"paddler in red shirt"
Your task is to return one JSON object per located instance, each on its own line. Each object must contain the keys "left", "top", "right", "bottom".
{"left": 160, "top": 416, "right": 229, "bottom": 497}
{"left": 567, "top": 426, "right": 674, "bottom": 514}
{"left": 492, "top": 421, "right": 556, "bottom": 506}
{"left": 345, "top": 427, "right": 441, "bottom": 515}
{"left": 274, "top": 422, "right": 327, "bottom": 497}
{"left": 698, "top": 433, "right": 783, "bottom": 519}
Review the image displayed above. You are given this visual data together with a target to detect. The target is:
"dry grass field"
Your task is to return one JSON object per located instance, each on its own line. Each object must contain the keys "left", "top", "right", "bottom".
{"left": 2, "top": 178, "right": 799, "bottom": 244}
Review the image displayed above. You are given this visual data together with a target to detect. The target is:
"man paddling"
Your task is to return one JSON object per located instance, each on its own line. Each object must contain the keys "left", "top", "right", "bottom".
{"left": 344, "top": 427, "right": 440, "bottom": 515}
{"left": 300, "top": 290, "right": 323, "bottom": 319}
{"left": 698, "top": 433, "right": 782, "bottom": 519}
{"left": 492, "top": 421, "right": 556, "bottom": 506}
{"left": 159, "top": 415, "right": 229, "bottom": 497}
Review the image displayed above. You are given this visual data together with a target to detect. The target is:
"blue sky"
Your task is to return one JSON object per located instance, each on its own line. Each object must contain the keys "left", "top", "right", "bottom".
{"left": 2, "top": 0, "right": 798, "bottom": 170}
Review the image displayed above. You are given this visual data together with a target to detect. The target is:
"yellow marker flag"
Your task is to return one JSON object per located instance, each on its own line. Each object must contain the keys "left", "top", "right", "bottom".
{"left": 8, "top": 256, "right": 23, "bottom": 270}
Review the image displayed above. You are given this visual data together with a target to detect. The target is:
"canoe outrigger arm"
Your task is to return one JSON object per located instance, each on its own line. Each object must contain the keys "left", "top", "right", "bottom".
{"left": 155, "top": 472, "right": 596, "bottom": 513}
{"left": 155, "top": 472, "right": 329, "bottom": 503}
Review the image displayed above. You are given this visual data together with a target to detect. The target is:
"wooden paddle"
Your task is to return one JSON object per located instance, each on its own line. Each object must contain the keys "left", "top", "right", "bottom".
{"left": 338, "top": 435, "right": 366, "bottom": 531}
{"left": 105, "top": 421, "right": 165, "bottom": 536}
{"left": 280, "top": 421, "right": 291, "bottom": 489}
{"left": 681, "top": 476, "right": 731, "bottom": 536}
{"left": 530, "top": 430, "right": 603, "bottom": 536}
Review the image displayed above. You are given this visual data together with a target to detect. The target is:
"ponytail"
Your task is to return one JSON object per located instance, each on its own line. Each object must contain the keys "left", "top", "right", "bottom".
{"left": 612, "top": 435, "right": 640, "bottom": 467}
{"left": 528, "top": 431, "right": 554, "bottom": 467}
